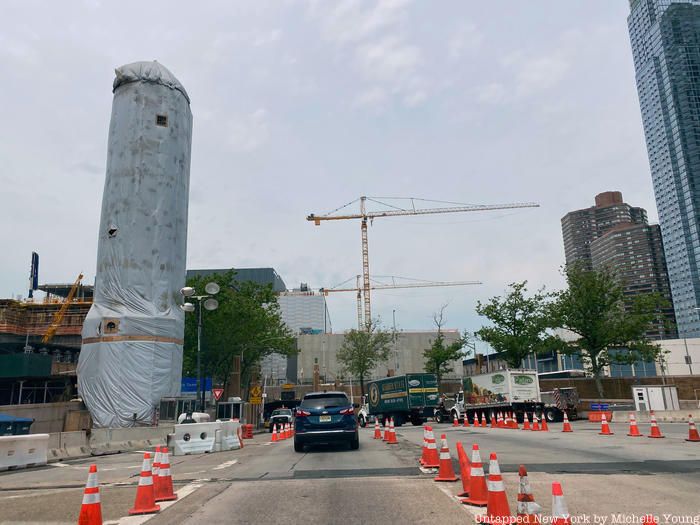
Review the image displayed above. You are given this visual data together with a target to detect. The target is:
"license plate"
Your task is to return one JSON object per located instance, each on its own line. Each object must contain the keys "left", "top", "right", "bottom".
{"left": 319, "top": 415, "right": 332, "bottom": 423}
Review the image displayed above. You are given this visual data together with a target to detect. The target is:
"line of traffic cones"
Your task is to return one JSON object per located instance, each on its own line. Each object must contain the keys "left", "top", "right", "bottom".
{"left": 77, "top": 448, "right": 180, "bottom": 523}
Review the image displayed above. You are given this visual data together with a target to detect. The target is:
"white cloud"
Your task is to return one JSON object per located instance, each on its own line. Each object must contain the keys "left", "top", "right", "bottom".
{"left": 308, "top": 0, "right": 411, "bottom": 44}
{"left": 513, "top": 54, "right": 570, "bottom": 97}
{"left": 448, "top": 22, "right": 482, "bottom": 60}
{"left": 354, "top": 86, "right": 388, "bottom": 108}
{"left": 227, "top": 108, "right": 269, "bottom": 152}
{"left": 355, "top": 35, "right": 421, "bottom": 82}
{"left": 476, "top": 82, "right": 507, "bottom": 104}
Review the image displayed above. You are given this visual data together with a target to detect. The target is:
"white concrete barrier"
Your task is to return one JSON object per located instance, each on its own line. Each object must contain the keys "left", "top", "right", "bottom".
{"left": 89, "top": 426, "right": 172, "bottom": 455}
{"left": 48, "top": 431, "right": 90, "bottom": 461}
{"left": 215, "top": 420, "right": 241, "bottom": 452}
{"left": 169, "top": 422, "right": 219, "bottom": 455}
{"left": 0, "top": 434, "right": 50, "bottom": 471}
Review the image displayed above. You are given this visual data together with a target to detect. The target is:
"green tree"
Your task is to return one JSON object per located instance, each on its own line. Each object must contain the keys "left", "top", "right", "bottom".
{"left": 549, "top": 265, "right": 666, "bottom": 398}
{"left": 423, "top": 306, "right": 467, "bottom": 386}
{"left": 337, "top": 319, "right": 392, "bottom": 396}
{"left": 475, "top": 282, "right": 554, "bottom": 368}
{"left": 183, "top": 270, "right": 296, "bottom": 397}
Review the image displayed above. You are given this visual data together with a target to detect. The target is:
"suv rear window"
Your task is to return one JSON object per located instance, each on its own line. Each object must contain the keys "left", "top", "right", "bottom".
{"left": 301, "top": 393, "right": 349, "bottom": 409}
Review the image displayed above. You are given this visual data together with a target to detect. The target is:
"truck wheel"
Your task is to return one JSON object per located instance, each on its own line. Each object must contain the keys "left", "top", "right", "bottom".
{"left": 359, "top": 415, "right": 367, "bottom": 428}
{"left": 434, "top": 411, "right": 443, "bottom": 424}
{"left": 544, "top": 407, "right": 559, "bottom": 423}
{"left": 411, "top": 417, "right": 423, "bottom": 426}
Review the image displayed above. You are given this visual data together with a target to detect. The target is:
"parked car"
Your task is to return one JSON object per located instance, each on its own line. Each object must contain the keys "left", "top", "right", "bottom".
{"left": 269, "top": 408, "right": 294, "bottom": 432}
{"left": 293, "top": 391, "right": 359, "bottom": 452}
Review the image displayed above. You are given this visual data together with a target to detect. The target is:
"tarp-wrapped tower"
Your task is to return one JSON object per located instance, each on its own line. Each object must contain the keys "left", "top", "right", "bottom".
{"left": 78, "top": 61, "right": 192, "bottom": 427}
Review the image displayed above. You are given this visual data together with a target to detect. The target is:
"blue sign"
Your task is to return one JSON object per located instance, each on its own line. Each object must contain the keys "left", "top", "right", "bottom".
{"left": 181, "top": 377, "right": 212, "bottom": 393}
{"left": 590, "top": 403, "right": 609, "bottom": 411}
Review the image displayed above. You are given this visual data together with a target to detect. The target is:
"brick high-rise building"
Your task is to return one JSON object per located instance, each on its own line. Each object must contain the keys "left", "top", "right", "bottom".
{"left": 628, "top": 0, "right": 700, "bottom": 337}
{"left": 561, "top": 191, "right": 647, "bottom": 269}
{"left": 561, "top": 192, "right": 677, "bottom": 340}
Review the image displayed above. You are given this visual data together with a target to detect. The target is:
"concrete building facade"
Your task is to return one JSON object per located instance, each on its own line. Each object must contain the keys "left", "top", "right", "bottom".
{"left": 291, "top": 330, "right": 464, "bottom": 384}
{"left": 628, "top": 0, "right": 700, "bottom": 337}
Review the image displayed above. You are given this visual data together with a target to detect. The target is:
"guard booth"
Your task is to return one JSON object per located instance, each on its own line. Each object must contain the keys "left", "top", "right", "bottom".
{"left": 216, "top": 397, "right": 244, "bottom": 420}
{"left": 632, "top": 385, "right": 680, "bottom": 412}
{"left": 159, "top": 396, "right": 197, "bottom": 423}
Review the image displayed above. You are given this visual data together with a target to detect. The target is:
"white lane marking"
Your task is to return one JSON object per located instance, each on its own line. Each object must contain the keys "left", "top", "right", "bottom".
{"left": 105, "top": 482, "right": 202, "bottom": 525}
{"left": 434, "top": 483, "right": 485, "bottom": 520}
{"left": 213, "top": 459, "right": 238, "bottom": 471}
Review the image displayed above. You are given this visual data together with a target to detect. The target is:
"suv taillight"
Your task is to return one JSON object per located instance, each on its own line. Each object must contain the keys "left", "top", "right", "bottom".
{"left": 339, "top": 407, "right": 354, "bottom": 415}
{"left": 296, "top": 409, "right": 311, "bottom": 417}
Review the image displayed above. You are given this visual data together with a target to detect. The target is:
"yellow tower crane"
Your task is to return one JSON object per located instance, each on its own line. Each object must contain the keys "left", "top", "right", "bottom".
{"left": 41, "top": 273, "right": 84, "bottom": 344}
{"left": 307, "top": 196, "right": 539, "bottom": 328}
{"left": 320, "top": 276, "right": 482, "bottom": 329}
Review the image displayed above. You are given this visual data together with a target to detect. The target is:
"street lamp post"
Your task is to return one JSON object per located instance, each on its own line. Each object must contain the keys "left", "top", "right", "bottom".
{"left": 180, "top": 282, "right": 220, "bottom": 412}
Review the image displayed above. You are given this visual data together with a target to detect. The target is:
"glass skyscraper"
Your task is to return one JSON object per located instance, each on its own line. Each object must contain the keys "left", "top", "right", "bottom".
{"left": 628, "top": 0, "right": 700, "bottom": 337}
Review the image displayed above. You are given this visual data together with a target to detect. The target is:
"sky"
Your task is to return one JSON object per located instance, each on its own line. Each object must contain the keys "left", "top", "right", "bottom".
{"left": 0, "top": 1, "right": 656, "bottom": 340}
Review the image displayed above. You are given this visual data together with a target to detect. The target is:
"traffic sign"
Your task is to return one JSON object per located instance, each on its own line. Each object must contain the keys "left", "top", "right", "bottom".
{"left": 249, "top": 385, "right": 262, "bottom": 405}
{"left": 212, "top": 388, "right": 224, "bottom": 401}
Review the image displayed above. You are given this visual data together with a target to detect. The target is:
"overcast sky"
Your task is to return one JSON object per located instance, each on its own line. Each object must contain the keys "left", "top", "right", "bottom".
{"left": 0, "top": 1, "right": 654, "bottom": 338}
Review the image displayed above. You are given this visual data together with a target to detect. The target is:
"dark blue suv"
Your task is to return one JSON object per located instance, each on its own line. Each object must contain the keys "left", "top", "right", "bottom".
{"left": 294, "top": 391, "right": 359, "bottom": 452}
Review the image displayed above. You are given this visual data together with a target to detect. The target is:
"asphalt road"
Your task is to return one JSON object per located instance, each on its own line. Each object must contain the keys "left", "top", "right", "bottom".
{"left": 1, "top": 419, "right": 699, "bottom": 524}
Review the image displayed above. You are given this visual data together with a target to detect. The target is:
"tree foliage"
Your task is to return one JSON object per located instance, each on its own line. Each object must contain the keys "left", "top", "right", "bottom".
{"left": 549, "top": 265, "right": 667, "bottom": 397}
{"left": 474, "top": 282, "right": 554, "bottom": 368}
{"left": 183, "top": 270, "right": 296, "bottom": 397}
{"left": 337, "top": 319, "right": 392, "bottom": 396}
{"left": 423, "top": 306, "right": 467, "bottom": 385}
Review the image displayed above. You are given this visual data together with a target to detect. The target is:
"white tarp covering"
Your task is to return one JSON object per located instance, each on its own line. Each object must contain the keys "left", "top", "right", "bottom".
{"left": 77, "top": 61, "right": 192, "bottom": 428}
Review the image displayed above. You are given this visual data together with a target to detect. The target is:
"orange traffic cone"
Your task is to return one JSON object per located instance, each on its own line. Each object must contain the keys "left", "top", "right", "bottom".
{"left": 481, "top": 413, "right": 487, "bottom": 428}
{"left": 128, "top": 453, "right": 160, "bottom": 515}
{"left": 456, "top": 441, "right": 471, "bottom": 497}
{"left": 462, "top": 444, "right": 488, "bottom": 507}
{"left": 516, "top": 465, "right": 541, "bottom": 524}
{"left": 540, "top": 416, "right": 549, "bottom": 432}
{"left": 287, "top": 423, "right": 292, "bottom": 439}
{"left": 562, "top": 412, "right": 573, "bottom": 432}
{"left": 151, "top": 446, "right": 161, "bottom": 498}
{"left": 271, "top": 424, "right": 278, "bottom": 442}
{"left": 434, "top": 434, "right": 458, "bottom": 482}
{"left": 453, "top": 415, "right": 459, "bottom": 427}
{"left": 373, "top": 419, "right": 382, "bottom": 440}
{"left": 155, "top": 447, "right": 177, "bottom": 502}
{"left": 551, "top": 482, "right": 571, "bottom": 525}
{"left": 383, "top": 419, "right": 389, "bottom": 441}
{"left": 78, "top": 464, "right": 102, "bottom": 525}
{"left": 627, "top": 413, "right": 641, "bottom": 437}
{"left": 490, "top": 413, "right": 497, "bottom": 428}
{"left": 419, "top": 426, "right": 428, "bottom": 465}
{"left": 599, "top": 413, "right": 613, "bottom": 435}
{"left": 463, "top": 414, "right": 470, "bottom": 428}
{"left": 474, "top": 413, "right": 480, "bottom": 426}
{"left": 387, "top": 418, "right": 398, "bottom": 445}
{"left": 522, "top": 412, "right": 531, "bottom": 430}
{"left": 648, "top": 412, "right": 664, "bottom": 438}
{"left": 511, "top": 413, "right": 520, "bottom": 430}
{"left": 423, "top": 426, "right": 440, "bottom": 468}
{"left": 482, "top": 452, "right": 513, "bottom": 524}
{"left": 687, "top": 415, "right": 700, "bottom": 442}
{"left": 531, "top": 414, "right": 540, "bottom": 431}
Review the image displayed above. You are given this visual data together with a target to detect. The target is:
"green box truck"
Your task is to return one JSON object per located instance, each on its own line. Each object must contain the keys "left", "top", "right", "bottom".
{"left": 360, "top": 374, "right": 439, "bottom": 427}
